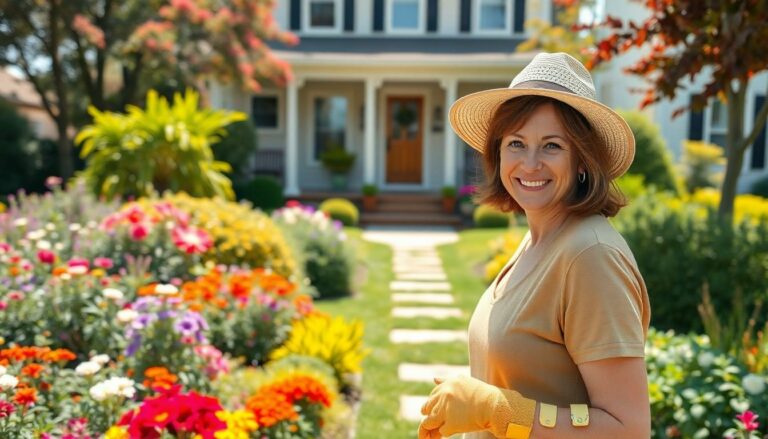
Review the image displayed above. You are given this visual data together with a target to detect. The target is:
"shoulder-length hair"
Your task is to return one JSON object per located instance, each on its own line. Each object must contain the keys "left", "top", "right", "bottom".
{"left": 473, "top": 95, "right": 626, "bottom": 217}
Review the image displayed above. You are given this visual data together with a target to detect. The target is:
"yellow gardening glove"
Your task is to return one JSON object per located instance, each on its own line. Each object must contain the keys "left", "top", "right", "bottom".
{"left": 418, "top": 376, "right": 536, "bottom": 439}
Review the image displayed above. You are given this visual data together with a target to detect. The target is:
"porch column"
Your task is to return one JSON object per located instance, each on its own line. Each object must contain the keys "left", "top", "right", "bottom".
{"left": 364, "top": 78, "right": 382, "bottom": 185}
{"left": 284, "top": 77, "right": 304, "bottom": 196}
{"left": 441, "top": 78, "right": 458, "bottom": 187}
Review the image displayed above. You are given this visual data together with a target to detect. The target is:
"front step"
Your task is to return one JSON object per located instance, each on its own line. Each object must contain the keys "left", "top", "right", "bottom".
{"left": 360, "top": 211, "right": 462, "bottom": 226}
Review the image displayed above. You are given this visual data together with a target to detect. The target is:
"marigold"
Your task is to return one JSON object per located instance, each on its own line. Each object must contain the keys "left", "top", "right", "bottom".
{"left": 246, "top": 389, "right": 297, "bottom": 428}
{"left": 21, "top": 363, "right": 44, "bottom": 379}
{"left": 13, "top": 387, "right": 37, "bottom": 405}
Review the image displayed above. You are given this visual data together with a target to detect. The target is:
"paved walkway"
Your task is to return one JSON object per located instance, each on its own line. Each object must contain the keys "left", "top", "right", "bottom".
{"left": 363, "top": 226, "right": 470, "bottom": 433}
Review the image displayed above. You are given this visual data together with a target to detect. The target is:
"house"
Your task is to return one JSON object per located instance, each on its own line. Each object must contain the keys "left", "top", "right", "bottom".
{"left": 210, "top": 0, "right": 552, "bottom": 196}
{"left": 0, "top": 68, "right": 58, "bottom": 140}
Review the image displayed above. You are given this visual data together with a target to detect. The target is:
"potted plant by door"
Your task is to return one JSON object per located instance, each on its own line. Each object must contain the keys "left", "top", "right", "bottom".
{"left": 362, "top": 183, "right": 378, "bottom": 211}
{"left": 441, "top": 186, "right": 457, "bottom": 213}
{"left": 458, "top": 184, "right": 477, "bottom": 216}
{"left": 320, "top": 146, "right": 356, "bottom": 191}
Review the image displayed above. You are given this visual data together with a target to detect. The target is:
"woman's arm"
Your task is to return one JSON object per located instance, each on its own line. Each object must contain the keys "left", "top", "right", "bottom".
{"left": 531, "top": 357, "right": 650, "bottom": 439}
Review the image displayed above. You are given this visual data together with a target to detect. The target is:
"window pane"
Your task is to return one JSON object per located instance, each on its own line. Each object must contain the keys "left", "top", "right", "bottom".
{"left": 711, "top": 101, "right": 727, "bottom": 130}
{"left": 310, "top": 1, "right": 335, "bottom": 27}
{"left": 251, "top": 96, "right": 278, "bottom": 128}
{"left": 392, "top": 0, "right": 419, "bottom": 29}
{"left": 314, "top": 96, "right": 347, "bottom": 160}
{"left": 480, "top": 0, "right": 506, "bottom": 30}
{"left": 710, "top": 133, "right": 727, "bottom": 149}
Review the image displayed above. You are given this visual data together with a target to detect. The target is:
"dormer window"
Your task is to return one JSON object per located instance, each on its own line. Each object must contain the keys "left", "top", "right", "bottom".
{"left": 304, "top": 0, "right": 342, "bottom": 33}
{"left": 387, "top": 0, "right": 425, "bottom": 34}
{"left": 476, "top": 0, "right": 512, "bottom": 34}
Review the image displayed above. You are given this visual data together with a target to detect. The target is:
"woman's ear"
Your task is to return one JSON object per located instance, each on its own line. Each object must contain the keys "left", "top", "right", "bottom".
{"left": 577, "top": 165, "right": 586, "bottom": 174}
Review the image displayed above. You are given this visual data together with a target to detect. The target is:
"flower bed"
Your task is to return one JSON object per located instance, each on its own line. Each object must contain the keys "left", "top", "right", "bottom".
{"left": 0, "top": 186, "right": 366, "bottom": 438}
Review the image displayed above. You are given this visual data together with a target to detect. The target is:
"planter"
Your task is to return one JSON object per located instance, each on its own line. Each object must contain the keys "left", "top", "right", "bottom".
{"left": 363, "top": 195, "right": 377, "bottom": 211}
{"left": 442, "top": 196, "right": 456, "bottom": 213}
{"left": 330, "top": 173, "right": 349, "bottom": 191}
{"left": 459, "top": 200, "right": 475, "bottom": 216}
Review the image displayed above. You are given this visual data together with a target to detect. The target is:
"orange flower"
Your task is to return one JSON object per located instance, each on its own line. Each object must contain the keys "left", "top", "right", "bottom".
{"left": 21, "top": 363, "right": 44, "bottom": 379}
{"left": 43, "top": 348, "right": 77, "bottom": 363}
{"left": 246, "top": 390, "right": 298, "bottom": 428}
{"left": 52, "top": 266, "right": 68, "bottom": 276}
{"left": 138, "top": 283, "right": 157, "bottom": 296}
{"left": 9, "top": 265, "right": 20, "bottom": 276}
{"left": 143, "top": 366, "right": 178, "bottom": 390}
{"left": 13, "top": 387, "right": 37, "bottom": 405}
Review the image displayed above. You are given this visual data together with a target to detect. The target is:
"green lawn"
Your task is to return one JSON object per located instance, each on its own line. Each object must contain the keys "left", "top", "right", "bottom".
{"left": 315, "top": 227, "right": 509, "bottom": 438}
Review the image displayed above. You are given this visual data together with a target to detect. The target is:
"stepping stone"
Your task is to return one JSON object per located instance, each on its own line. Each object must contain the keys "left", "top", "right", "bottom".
{"left": 392, "top": 307, "right": 462, "bottom": 319}
{"left": 392, "top": 256, "right": 443, "bottom": 265}
{"left": 391, "top": 281, "right": 451, "bottom": 291}
{"left": 394, "top": 251, "right": 440, "bottom": 259}
{"left": 396, "top": 272, "right": 447, "bottom": 281}
{"left": 400, "top": 395, "right": 428, "bottom": 422}
{"left": 392, "top": 293, "right": 455, "bottom": 304}
{"left": 390, "top": 329, "right": 467, "bottom": 344}
{"left": 399, "top": 363, "right": 471, "bottom": 383}
{"left": 393, "top": 265, "right": 445, "bottom": 274}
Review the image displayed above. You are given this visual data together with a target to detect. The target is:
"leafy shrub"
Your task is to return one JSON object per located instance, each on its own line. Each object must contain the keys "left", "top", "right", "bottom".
{"left": 613, "top": 191, "right": 768, "bottom": 333}
{"left": 211, "top": 119, "right": 258, "bottom": 181}
{"left": 319, "top": 147, "right": 356, "bottom": 174}
{"left": 618, "top": 110, "right": 679, "bottom": 193}
{"left": 441, "top": 186, "right": 457, "bottom": 198}
{"left": 681, "top": 140, "right": 726, "bottom": 193}
{"left": 0, "top": 97, "right": 34, "bottom": 196}
{"left": 272, "top": 202, "right": 356, "bottom": 299}
{"left": 646, "top": 329, "right": 768, "bottom": 438}
{"left": 361, "top": 184, "right": 378, "bottom": 196}
{"left": 473, "top": 204, "right": 511, "bottom": 228}
{"left": 483, "top": 228, "right": 527, "bottom": 282}
{"left": 76, "top": 89, "right": 245, "bottom": 201}
{"left": 615, "top": 173, "right": 647, "bottom": 201}
{"left": 235, "top": 175, "right": 284, "bottom": 212}
{"left": 319, "top": 198, "right": 359, "bottom": 227}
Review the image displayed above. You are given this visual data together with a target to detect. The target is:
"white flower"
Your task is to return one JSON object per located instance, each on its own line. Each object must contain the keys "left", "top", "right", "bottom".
{"left": 87, "top": 221, "right": 98, "bottom": 229}
{"left": 0, "top": 366, "right": 5, "bottom": 375}
{"left": 690, "top": 404, "right": 705, "bottom": 418}
{"left": 116, "top": 309, "right": 139, "bottom": 324}
{"left": 90, "top": 377, "right": 136, "bottom": 401}
{"left": 697, "top": 352, "right": 715, "bottom": 368}
{"left": 68, "top": 223, "right": 82, "bottom": 232}
{"left": 36, "top": 240, "right": 52, "bottom": 250}
{"left": 60, "top": 273, "right": 72, "bottom": 281}
{"left": 54, "top": 242, "right": 65, "bottom": 251}
{"left": 91, "top": 354, "right": 110, "bottom": 365}
{"left": 67, "top": 265, "right": 88, "bottom": 275}
{"left": 45, "top": 222, "right": 56, "bottom": 231}
{"left": 102, "top": 288, "right": 124, "bottom": 301}
{"left": 742, "top": 374, "right": 766, "bottom": 395}
{"left": 13, "top": 218, "right": 28, "bottom": 227}
{"left": 155, "top": 284, "right": 178, "bottom": 295}
{"left": 75, "top": 361, "right": 101, "bottom": 376}
{"left": 0, "top": 374, "right": 19, "bottom": 390}
{"left": 26, "top": 229, "right": 46, "bottom": 240}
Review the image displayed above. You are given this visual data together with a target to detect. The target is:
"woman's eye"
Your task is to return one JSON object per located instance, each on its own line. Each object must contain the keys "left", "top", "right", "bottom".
{"left": 544, "top": 142, "right": 562, "bottom": 150}
{"left": 507, "top": 140, "right": 524, "bottom": 149}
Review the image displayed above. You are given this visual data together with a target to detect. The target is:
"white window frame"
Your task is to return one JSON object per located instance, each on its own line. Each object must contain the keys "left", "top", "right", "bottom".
{"left": 250, "top": 93, "right": 281, "bottom": 134}
{"left": 704, "top": 99, "right": 728, "bottom": 148}
{"left": 307, "top": 91, "right": 352, "bottom": 167}
{"left": 386, "top": 0, "right": 426, "bottom": 35}
{"left": 474, "top": 0, "right": 512, "bottom": 35}
{"left": 302, "top": 0, "right": 342, "bottom": 34}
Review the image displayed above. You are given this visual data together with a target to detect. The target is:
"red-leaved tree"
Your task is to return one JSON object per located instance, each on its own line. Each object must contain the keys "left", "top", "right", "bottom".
{"left": 583, "top": 0, "right": 768, "bottom": 217}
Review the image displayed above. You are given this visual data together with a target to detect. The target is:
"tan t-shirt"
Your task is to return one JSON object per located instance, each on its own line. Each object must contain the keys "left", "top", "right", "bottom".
{"left": 463, "top": 214, "right": 650, "bottom": 439}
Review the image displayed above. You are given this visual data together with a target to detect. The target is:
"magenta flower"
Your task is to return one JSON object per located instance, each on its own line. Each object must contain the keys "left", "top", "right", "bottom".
{"left": 67, "top": 257, "right": 90, "bottom": 269}
{"left": 737, "top": 411, "right": 760, "bottom": 432}
{"left": 172, "top": 226, "right": 213, "bottom": 254}
{"left": 94, "top": 257, "right": 113, "bottom": 269}
{"left": 0, "top": 399, "right": 14, "bottom": 418}
{"left": 37, "top": 249, "right": 56, "bottom": 264}
{"left": 129, "top": 223, "right": 150, "bottom": 241}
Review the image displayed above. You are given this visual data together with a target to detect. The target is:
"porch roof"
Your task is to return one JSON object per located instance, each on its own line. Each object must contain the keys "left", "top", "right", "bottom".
{"left": 275, "top": 49, "right": 536, "bottom": 68}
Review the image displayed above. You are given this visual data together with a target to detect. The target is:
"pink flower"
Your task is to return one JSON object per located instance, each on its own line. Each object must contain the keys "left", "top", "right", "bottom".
{"left": 45, "top": 176, "right": 63, "bottom": 189}
{"left": 38, "top": 250, "right": 56, "bottom": 264}
{"left": 68, "top": 257, "right": 90, "bottom": 270}
{"left": 172, "top": 226, "right": 213, "bottom": 255}
{"left": 0, "top": 243, "right": 11, "bottom": 253}
{"left": 737, "top": 411, "right": 760, "bottom": 432}
{"left": 8, "top": 291, "right": 25, "bottom": 301}
{"left": 94, "top": 257, "right": 114, "bottom": 269}
{"left": 0, "top": 400, "right": 15, "bottom": 418}
{"left": 130, "top": 223, "right": 151, "bottom": 241}
{"left": 0, "top": 302, "right": 7, "bottom": 311}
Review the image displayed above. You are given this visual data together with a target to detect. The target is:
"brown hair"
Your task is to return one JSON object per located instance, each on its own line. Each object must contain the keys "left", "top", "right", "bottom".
{"left": 474, "top": 95, "right": 626, "bottom": 217}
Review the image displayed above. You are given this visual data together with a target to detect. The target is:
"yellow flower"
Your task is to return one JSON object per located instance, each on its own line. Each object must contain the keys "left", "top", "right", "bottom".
{"left": 104, "top": 426, "right": 128, "bottom": 439}
{"left": 0, "top": 201, "right": 5, "bottom": 213}
{"left": 215, "top": 409, "right": 259, "bottom": 438}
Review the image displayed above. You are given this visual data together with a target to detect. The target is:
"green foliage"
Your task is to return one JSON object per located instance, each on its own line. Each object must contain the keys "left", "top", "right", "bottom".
{"left": 681, "top": 140, "right": 726, "bottom": 193}
{"left": 235, "top": 175, "right": 284, "bottom": 212}
{"left": 613, "top": 191, "right": 768, "bottom": 333}
{"left": 319, "top": 147, "right": 356, "bottom": 174}
{"left": 441, "top": 186, "right": 457, "bottom": 198}
{"left": 75, "top": 89, "right": 246, "bottom": 201}
{"left": 361, "top": 184, "right": 378, "bottom": 196}
{"left": 319, "top": 198, "right": 359, "bottom": 227}
{"left": 211, "top": 120, "right": 259, "bottom": 181}
{"left": 0, "top": 97, "right": 34, "bottom": 195}
{"left": 615, "top": 173, "right": 648, "bottom": 201}
{"left": 618, "top": 110, "right": 679, "bottom": 194}
{"left": 473, "top": 204, "right": 511, "bottom": 228}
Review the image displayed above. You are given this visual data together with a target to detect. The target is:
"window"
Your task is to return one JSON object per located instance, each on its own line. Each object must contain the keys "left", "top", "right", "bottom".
{"left": 251, "top": 96, "right": 278, "bottom": 129}
{"left": 708, "top": 100, "right": 727, "bottom": 148}
{"left": 313, "top": 96, "right": 348, "bottom": 161}
{"left": 476, "top": 0, "right": 511, "bottom": 33}
{"left": 304, "top": 0, "right": 341, "bottom": 32}
{"left": 388, "top": 0, "right": 425, "bottom": 33}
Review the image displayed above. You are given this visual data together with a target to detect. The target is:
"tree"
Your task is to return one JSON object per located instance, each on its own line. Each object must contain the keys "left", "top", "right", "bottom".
{"left": 517, "top": 0, "right": 597, "bottom": 64}
{"left": 582, "top": 0, "right": 768, "bottom": 218}
{"left": 0, "top": 0, "right": 297, "bottom": 179}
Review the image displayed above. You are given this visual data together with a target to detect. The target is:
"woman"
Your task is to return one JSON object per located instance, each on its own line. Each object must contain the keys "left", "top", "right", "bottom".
{"left": 418, "top": 52, "right": 651, "bottom": 438}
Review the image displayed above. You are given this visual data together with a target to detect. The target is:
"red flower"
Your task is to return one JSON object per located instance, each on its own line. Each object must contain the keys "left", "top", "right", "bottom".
{"left": 737, "top": 410, "right": 760, "bottom": 432}
{"left": 13, "top": 388, "right": 37, "bottom": 405}
{"left": 130, "top": 223, "right": 151, "bottom": 241}
{"left": 94, "top": 257, "right": 114, "bottom": 269}
{"left": 37, "top": 250, "right": 56, "bottom": 264}
{"left": 0, "top": 400, "right": 15, "bottom": 418}
{"left": 21, "top": 363, "right": 45, "bottom": 379}
{"left": 172, "top": 226, "right": 213, "bottom": 254}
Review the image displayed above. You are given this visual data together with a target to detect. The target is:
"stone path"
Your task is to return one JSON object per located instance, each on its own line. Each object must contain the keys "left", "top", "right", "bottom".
{"left": 363, "top": 226, "right": 469, "bottom": 433}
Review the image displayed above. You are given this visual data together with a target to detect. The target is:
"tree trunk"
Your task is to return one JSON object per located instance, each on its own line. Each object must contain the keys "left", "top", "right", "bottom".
{"left": 718, "top": 83, "right": 746, "bottom": 219}
{"left": 56, "top": 123, "right": 74, "bottom": 180}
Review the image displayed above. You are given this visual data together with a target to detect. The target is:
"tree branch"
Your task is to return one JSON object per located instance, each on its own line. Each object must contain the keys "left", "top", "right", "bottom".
{"left": 11, "top": 40, "right": 58, "bottom": 122}
{"left": 71, "top": 31, "right": 98, "bottom": 105}
{"left": 739, "top": 80, "right": 768, "bottom": 154}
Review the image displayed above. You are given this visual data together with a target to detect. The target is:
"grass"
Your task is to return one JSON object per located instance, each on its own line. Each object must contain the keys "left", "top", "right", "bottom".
{"left": 314, "top": 226, "right": 511, "bottom": 438}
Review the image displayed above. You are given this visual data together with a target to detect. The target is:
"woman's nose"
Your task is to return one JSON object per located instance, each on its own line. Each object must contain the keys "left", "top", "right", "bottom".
{"left": 520, "top": 150, "right": 542, "bottom": 172}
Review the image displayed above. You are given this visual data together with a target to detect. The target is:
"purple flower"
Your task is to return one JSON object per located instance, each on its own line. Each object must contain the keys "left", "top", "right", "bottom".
{"left": 125, "top": 335, "right": 142, "bottom": 356}
{"left": 157, "top": 310, "right": 177, "bottom": 320}
{"left": 173, "top": 311, "right": 209, "bottom": 344}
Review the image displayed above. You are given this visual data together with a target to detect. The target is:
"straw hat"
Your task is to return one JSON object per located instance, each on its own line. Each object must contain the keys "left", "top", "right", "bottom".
{"left": 449, "top": 52, "right": 635, "bottom": 179}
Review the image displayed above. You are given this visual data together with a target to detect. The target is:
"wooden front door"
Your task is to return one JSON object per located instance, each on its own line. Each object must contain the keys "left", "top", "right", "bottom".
{"left": 386, "top": 96, "right": 423, "bottom": 184}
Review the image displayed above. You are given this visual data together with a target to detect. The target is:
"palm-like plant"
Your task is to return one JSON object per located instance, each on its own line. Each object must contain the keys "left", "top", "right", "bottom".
{"left": 76, "top": 89, "right": 246, "bottom": 201}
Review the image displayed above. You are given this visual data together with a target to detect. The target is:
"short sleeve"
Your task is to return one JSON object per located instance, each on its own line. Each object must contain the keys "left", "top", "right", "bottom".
{"left": 560, "top": 243, "right": 649, "bottom": 364}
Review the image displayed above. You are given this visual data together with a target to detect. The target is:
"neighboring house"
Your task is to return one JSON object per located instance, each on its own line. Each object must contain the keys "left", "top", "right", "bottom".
{"left": 211, "top": 0, "right": 551, "bottom": 196}
{"left": 0, "top": 68, "right": 58, "bottom": 140}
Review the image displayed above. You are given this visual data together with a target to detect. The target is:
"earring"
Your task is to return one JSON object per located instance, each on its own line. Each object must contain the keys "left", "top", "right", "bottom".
{"left": 578, "top": 172, "right": 586, "bottom": 183}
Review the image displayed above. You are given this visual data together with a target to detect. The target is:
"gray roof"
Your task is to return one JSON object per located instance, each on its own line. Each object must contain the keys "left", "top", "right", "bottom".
{"left": 271, "top": 36, "right": 524, "bottom": 54}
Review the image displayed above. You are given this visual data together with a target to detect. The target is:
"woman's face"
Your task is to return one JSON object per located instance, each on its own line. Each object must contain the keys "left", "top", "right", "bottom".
{"left": 499, "top": 103, "right": 580, "bottom": 216}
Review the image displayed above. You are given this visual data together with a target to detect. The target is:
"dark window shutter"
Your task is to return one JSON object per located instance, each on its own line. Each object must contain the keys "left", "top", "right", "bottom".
{"left": 344, "top": 0, "right": 355, "bottom": 31}
{"left": 460, "top": 0, "right": 471, "bottom": 32}
{"left": 290, "top": 0, "right": 301, "bottom": 30}
{"left": 373, "top": 0, "right": 384, "bottom": 31}
{"left": 513, "top": 0, "right": 526, "bottom": 33}
{"left": 751, "top": 95, "right": 767, "bottom": 169}
{"left": 689, "top": 95, "right": 704, "bottom": 141}
{"left": 427, "top": 0, "right": 438, "bottom": 32}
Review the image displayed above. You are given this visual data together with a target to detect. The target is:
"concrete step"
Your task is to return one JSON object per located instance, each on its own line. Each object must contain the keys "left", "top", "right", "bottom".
{"left": 376, "top": 201, "right": 444, "bottom": 214}
{"left": 360, "top": 212, "right": 462, "bottom": 226}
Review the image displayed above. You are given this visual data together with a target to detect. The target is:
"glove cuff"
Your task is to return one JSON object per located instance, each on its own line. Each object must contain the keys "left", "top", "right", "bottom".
{"left": 488, "top": 388, "right": 536, "bottom": 439}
